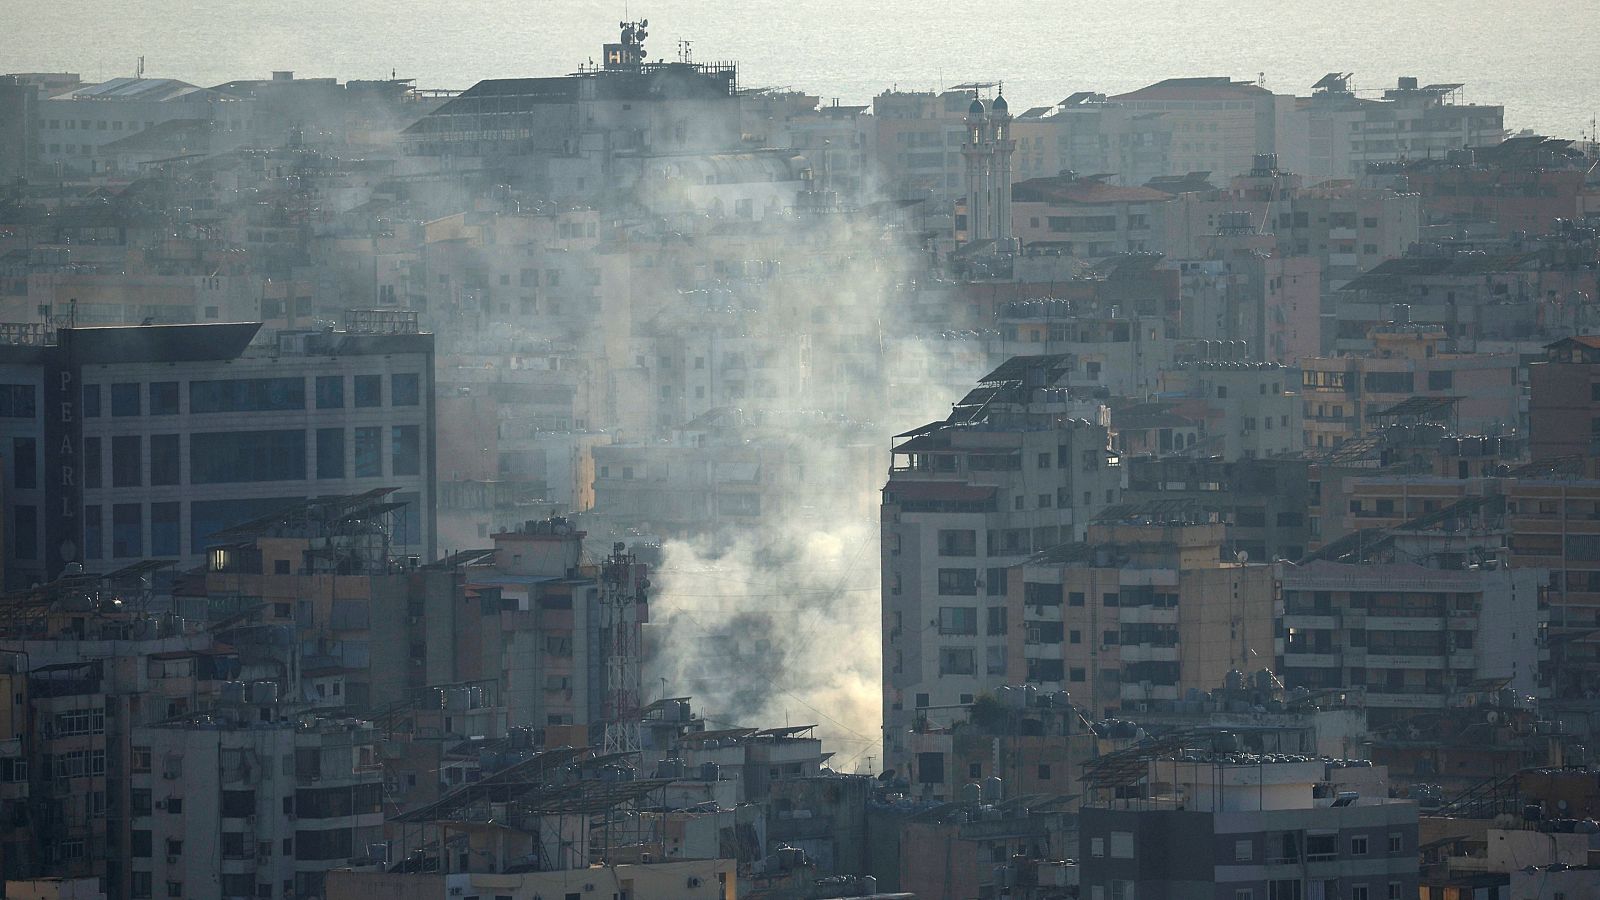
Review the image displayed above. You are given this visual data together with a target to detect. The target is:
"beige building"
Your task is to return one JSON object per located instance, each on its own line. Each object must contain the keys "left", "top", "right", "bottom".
{"left": 1013, "top": 519, "right": 1275, "bottom": 718}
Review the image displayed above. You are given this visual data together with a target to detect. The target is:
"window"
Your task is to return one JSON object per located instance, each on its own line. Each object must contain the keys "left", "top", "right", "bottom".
{"left": 1427, "top": 370, "right": 1454, "bottom": 391}
{"left": 1387, "top": 883, "right": 1401, "bottom": 900}
{"left": 1069, "top": 667, "right": 1086, "bottom": 682}
{"left": 131, "top": 871, "right": 152, "bottom": 899}
{"left": 1109, "top": 831, "right": 1133, "bottom": 858}
{"left": 354, "top": 374, "right": 382, "bottom": 407}
{"left": 986, "top": 567, "right": 1007, "bottom": 596}
{"left": 150, "top": 434, "right": 179, "bottom": 485}
{"left": 151, "top": 503, "right": 180, "bottom": 556}
{"left": 1235, "top": 839, "right": 1253, "bottom": 861}
{"left": 166, "top": 882, "right": 182, "bottom": 898}
{"left": 1103, "top": 592, "right": 1119, "bottom": 607}
{"left": 1388, "top": 832, "right": 1403, "bottom": 853}
{"left": 1269, "top": 881, "right": 1302, "bottom": 900}
{"left": 986, "top": 607, "right": 1007, "bottom": 635}
{"left": 149, "top": 381, "right": 179, "bottom": 415}
{"left": 1350, "top": 835, "right": 1368, "bottom": 855}
{"left": 938, "top": 647, "right": 975, "bottom": 675}
{"left": 190, "top": 431, "right": 306, "bottom": 483}
{"left": 1350, "top": 888, "right": 1368, "bottom": 900}
{"left": 317, "top": 428, "right": 344, "bottom": 479}
{"left": 1038, "top": 764, "right": 1051, "bottom": 780}
{"left": 354, "top": 427, "right": 382, "bottom": 477}
{"left": 14, "top": 507, "right": 36, "bottom": 560}
{"left": 1090, "top": 837, "right": 1104, "bottom": 858}
{"left": 112, "top": 435, "right": 142, "bottom": 487}
{"left": 937, "top": 529, "right": 977, "bottom": 556}
{"left": 391, "top": 373, "right": 420, "bottom": 406}
{"left": 82, "top": 384, "right": 100, "bottom": 417}
{"left": 83, "top": 505, "right": 102, "bottom": 559}
{"left": 986, "top": 645, "right": 1006, "bottom": 675}
{"left": 12, "top": 437, "right": 35, "bottom": 489}
{"left": 132, "top": 746, "right": 151, "bottom": 773}
{"left": 937, "top": 568, "right": 978, "bottom": 595}
{"left": 1306, "top": 833, "right": 1338, "bottom": 861}
{"left": 939, "top": 607, "right": 977, "bottom": 634}
{"left": 315, "top": 375, "right": 344, "bottom": 409}
{"left": 189, "top": 377, "right": 304, "bottom": 413}
{"left": 1069, "top": 591, "right": 1085, "bottom": 607}
{"left": 392, "top": 425, "right": 420, "bottom": 476}
{"left": 112, "top": 504, "right": 142, "bottom": 557}
{"left": 0, "top": 384, "right": 35, "bottom": 418}
{"left": 109, "top": 382, "right": 141, "bottom": 416}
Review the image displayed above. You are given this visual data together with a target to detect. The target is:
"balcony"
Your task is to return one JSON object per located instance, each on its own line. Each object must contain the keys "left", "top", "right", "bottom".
{"left": 1119, "top": 644, "right": 1178, "bottom": 663}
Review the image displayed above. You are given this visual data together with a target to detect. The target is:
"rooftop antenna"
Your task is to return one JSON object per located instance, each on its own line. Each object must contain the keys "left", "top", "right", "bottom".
{"left": 677, "top": 40, "right": 693, "bottom": 64}
{"left": 136, "top": 56, "right": 145, "bottom": 79}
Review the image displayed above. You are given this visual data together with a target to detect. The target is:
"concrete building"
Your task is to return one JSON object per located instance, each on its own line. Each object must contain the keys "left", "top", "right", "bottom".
{"left": 1121, "top": 455, "right": 1313, "bottom": 563}
{"left": 1078, "top": 751, "right": 1419, "bottom": 900}
{"left": 1014, "top": 519, "right": 1276, "bottom": 718}
{"left": 1158, "top": 361, "right": 1305, "bottom": 460}
{"left": 1279, "top": 559, "right": 1544, "bottom": 726}
{"left": 1299, "top": 325, "right": 1521, "bottom": 449}
{"left": 881, "top": 355, "right": 1121, "bottom": 767}
{"left": 1530, "top": 336, "right": 1600, "bottom": 475}
{"left": 35, "top": 77, "right": 243, "bottom": 176}
{"left": 1107, "top": 77, "right": 1286, "bottom": 181}
{"left": 1006, "top": 174, "right": 1173, "bottom": 257}
{"left": 871, "top": 88, "right": 980, "bottom": 205}
{"left": 130, "top": 711, "right": 384, "bottom": 900}
{"left": 1282, "top": 74, "right": 1507, "bottom": 182}
{"left": 987, "top": 304, "right": 1179, "bottom": 399}
{"left": 401, "top": 22, "right": 742, "bottom": 200}
{"left": 1010, "top": 93, "right": 1175, "bottom": 187}
{"left": 0, "top": 315, "right": 436, "bottom": 588}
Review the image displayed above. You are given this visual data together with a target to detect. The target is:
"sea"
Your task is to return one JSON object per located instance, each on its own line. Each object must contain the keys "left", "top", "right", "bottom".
{"left": 2, "top": 0, "right": 1595, "bottom": 138}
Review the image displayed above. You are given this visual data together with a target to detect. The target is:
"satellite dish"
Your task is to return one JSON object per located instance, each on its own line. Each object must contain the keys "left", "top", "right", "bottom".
{"left": 1236, "top": 550, "right": 1249, "bottom": 564}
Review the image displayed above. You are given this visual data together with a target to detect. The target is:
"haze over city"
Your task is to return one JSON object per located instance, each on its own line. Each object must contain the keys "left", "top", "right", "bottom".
{"left": 0, "top": 4, "right": 1597, "bottom": 899}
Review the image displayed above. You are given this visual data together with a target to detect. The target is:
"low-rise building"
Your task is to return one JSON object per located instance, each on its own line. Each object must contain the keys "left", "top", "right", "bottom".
{"left": 1079, "top": 749, "right": 1419, "bottom": 900}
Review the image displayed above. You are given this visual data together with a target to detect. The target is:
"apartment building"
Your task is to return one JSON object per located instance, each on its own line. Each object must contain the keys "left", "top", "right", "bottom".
{"left": 1006, "top": 174, "right": 1173, "bottom": 257}
{"left": 1300, "top": 325, "right": 1521, "bottom": 449}
{"left": 1161, "top": 157, "right": 1422, "bottom": 294}
{"left": 881, "top": 355, "right": 1121, "bottom": 767}
{"left": 1279, "top": 558, "right": 1544, "bottom": 726}
{"left": 1529, "top": 335, "right": 1600, "bottom": 474}
{"left": 871, "top": 88, "right": 975, "bottom": 204}
{"left": 987, "top": 305, "right": 1179, "bottom": 398}
{"left": 1121, "top": 455, "right": 1313, "bottom": 563}
{"left": 1157, "top": 361, "right": 1305, "bottom": 459}
{"left": 1283, "top": 74, "right": 1507, "bottom": 181}
{"left": 1010, "top": 93, "right": 1175, "bottom": 187}
{"left": 1013, "top": 520, "right": 1276, "bottom": 718}
{"left": 1107, "top": 77, "right": 1286, "bottom": 181}
{"left": 131, "top": 710, "right": 384, "bottom": 900}
{"left": 1079, "top": 751, "right": 1419, "bottom": 900}
{"left": 0, "top": 316, "right": 437, "bottom": 588}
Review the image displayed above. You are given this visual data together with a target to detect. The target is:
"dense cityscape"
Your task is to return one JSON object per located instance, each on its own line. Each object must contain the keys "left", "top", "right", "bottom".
{"left": 0, "top": 14, "right": 1598, "bottom": 900}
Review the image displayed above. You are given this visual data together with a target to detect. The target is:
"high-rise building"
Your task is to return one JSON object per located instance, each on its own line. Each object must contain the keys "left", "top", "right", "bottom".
{"left": 0, "top": 315, "right": 436, "bottom": 588}
{"left": 880, "top": 355, "right": 1121, "bottom": 769}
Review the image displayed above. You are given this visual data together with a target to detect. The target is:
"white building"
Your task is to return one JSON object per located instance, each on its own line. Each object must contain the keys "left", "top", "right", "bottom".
{"left": 881, "top": 355, "right": 1122, "bottom": 768}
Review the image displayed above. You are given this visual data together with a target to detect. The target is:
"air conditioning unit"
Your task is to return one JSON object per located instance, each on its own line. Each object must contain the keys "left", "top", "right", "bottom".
{"left": 449, "top": 889, "right": 464, "bottom": 897}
